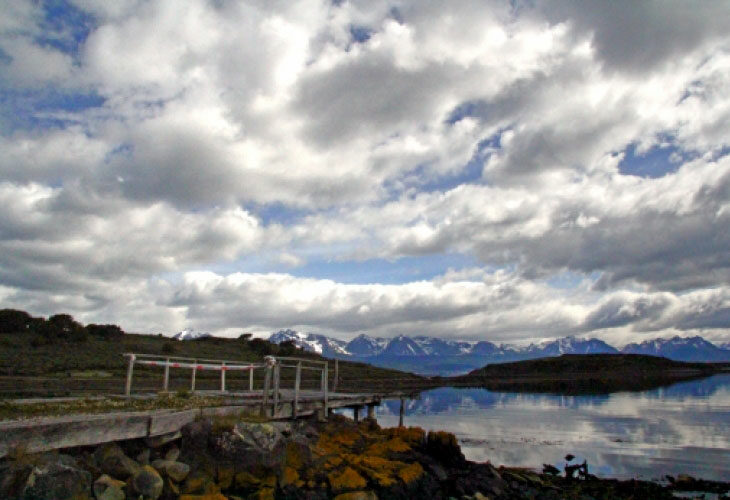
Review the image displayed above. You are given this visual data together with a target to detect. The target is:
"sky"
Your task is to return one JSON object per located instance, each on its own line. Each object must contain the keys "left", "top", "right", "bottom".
{"left": 1, "top": 0, "right": 729, "bottom": 346}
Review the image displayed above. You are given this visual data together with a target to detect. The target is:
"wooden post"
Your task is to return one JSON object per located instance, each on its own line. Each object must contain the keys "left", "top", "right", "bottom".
{"left": 191, "top": 361, "right": 197, "bottom": 392}
{"left": 367, "top": 404, "right": 375, "bottom": 420}
{"left": 261, "top": 364, "right": 272, "bottom": 416}
{"left": 163, "top": 357, "right": 170, "bottom": 392}
{"left": 293, "top": 361, "right": 301, "bottom": 418}
{"left": 333, "top": 359, "right": 339, "bottom": 393}
{"left": 125, "top": 354, "right": 135, "bottom": 397}
{"left": 353, "top": 406, "right": 360, "bottom": 423}
{"left": 220, "top": 362, "right": 226, "bottom": 393}
{"left": 399, "top": 397, "right": 405, "bottom": 427}
{"left": 323, "top": 362, "right": 329, "bottom": 419}
{"left": 249, "top": 367, "right": 254, "bottom": 391}
{"left": 272, "top": 362, "right": 280, "bottom": 416}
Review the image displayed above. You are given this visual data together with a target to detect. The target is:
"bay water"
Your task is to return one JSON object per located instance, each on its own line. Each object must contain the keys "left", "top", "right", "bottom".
{"left": 366, "top": 374, "right": 730, "bottom": 481}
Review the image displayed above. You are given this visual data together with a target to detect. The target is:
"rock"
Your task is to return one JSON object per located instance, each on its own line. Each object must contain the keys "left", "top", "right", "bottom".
{"left": 16, "top": 456, "right": 92, "bottom": 500}
{"left": 178, "top": 494, "right": 228, "bottom": 500}
{"left": 333, "top": 492, "right": 378, "bottom": 500}
{"left": 164, "top": 446, "right": 180, "bottom": 462}
{"left": 216, "top": 464, "right": 234, "bottom": 490}
{"left": 136, "top": 448, "right": 151, "bottom": 465}
{"left": 210, "top": 422, "right": 286, "bottom": 468}
{"left": 129, "top": 465, "right": 164, "bottom": 500}
{"left": 231, "top": 422, "right": 283, "bottom": 452}
{"left": 183, "top": 471, "right": 217, "bottom": 494}
{"left": 329, "top": 467, "right": 367, "bottom": 492}
{"left": 93, "top": 443, "right": 140, "bottom": 479}
{"left": 93, "top": 474, "right": 126, "bottom": 500}
{"left": 234, "top": 471, "right": 261, "bottom": 489}
{"left": 248, "top": 487, "right": 274, "bottom": 500}
{"left": 151, "top": 459, "right": 190, "bottom": 482}
{"left": 280, "top": 466, "right": 299, "bottom": 487}
{"left": 397, "top": 462, "right": 424, "bottom": 485}
{"left": 425, "top": 431, "right": 465, "bottom": 467}
{"left": 145, "top": 431, "right": 182, "bottom": 448}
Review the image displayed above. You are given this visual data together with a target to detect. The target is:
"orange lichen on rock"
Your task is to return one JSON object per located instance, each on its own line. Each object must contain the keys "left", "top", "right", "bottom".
{"left": 328, "top": 466, "right": 368, "bottom": 492}
{"left": 387, "top": 426, "right": 426, "bottom": 446}
{"left": 234, "top": 471, "right": 261, "bottom": 489}
{"left": 280, "top": 466, "right": 300, "bottom": 487}
{"left": 333, "top": 491, "right": 378, "bottom": 500}
{"left": 324, "top": 456, "right": 344, "bottom": 469}
{"left": 364, "top": 437, "right": 411, "bottom": 457}
{"left": 178, "top": 494, "right": 229, "bottom": 500}
{"left": 216, "top": 465, "right": 234, "bottom": 490}
{"left": 284, "top": 441, "right": 306, "bottom": 469}
{"left": 397, "top": 462, "right": 424, "bottom": 484}
{"left": 248, "top": 487, "right": 275, "bottom": 500}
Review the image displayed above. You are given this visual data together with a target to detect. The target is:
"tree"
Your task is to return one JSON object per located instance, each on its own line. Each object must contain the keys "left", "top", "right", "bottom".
{"left": 86, "top": 324, "right": 125, "bottom": 338}
{"left": 249, "top": 338, "right": 274, "bottom": 355}
{"left": 0, "top": 309, "right": 35, "bottom": 333}
{"left": 41, "top": 314, "right": 87, "bottom": 341}
{"left": 238, "top": 333, "right": 253, "bottom": 341}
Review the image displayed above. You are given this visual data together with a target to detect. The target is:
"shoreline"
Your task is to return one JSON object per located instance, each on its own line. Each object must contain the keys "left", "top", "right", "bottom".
{"left": 1, "top": 412, "right": 728, "bottom": 500}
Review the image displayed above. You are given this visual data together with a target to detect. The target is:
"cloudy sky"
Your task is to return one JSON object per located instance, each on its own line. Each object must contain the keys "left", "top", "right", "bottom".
{"left": 1, "top": 0, "right": 729, "bottom": 345}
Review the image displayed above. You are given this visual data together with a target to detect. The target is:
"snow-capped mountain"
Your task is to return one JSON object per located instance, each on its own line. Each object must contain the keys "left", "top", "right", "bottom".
{"left": 345, "top": 334, "right": 388, "bottom": 356}
{"left": 269, "top": 329, "right": 349, "bottom": 357}
{"left": 621, "top": 336, "right": 730, "bottom": 362}
{"left": 413, "top": 336, "right": 473, "bottom": 356}
{"left": 172, "top": 329, "right": 211, "bottom": 341}
{"left": 380, "top": 335, "right": 427, "bottom": 356}
{"left": 268, "top": 331, "right": 730, "bottom": 375}
{"left": 524, "top": 336, "right": 619, "bottom": 357}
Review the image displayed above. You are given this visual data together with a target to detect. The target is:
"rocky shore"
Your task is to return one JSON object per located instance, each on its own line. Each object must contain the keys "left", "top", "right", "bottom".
{"left": 1, "top": 413, "right": 728, "bottom": 500}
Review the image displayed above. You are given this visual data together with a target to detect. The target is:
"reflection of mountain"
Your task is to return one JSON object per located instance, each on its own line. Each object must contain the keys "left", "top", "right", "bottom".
{"left": 387, "top": 375, "right": 730, "bottom": 415}
{"left": 643, "top": 374, "right": 730, "bottom": 399}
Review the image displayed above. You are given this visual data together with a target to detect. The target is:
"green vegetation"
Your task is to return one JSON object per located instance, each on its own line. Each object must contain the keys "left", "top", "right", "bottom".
{"left": 0, "top": 308, "right": 428, "bottom": 400}
{"left": 450, "top": 353, "right": 723, "bottom": 394}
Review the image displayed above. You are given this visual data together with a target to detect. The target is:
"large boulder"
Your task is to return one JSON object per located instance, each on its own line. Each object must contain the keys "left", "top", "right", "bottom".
{"left": 209, "top": 421, "right": 286, "bottom": 468}
{"left": 0, "top": 454, "right": 92, "bottom": 500}
{"left": 93, "top": 474, "right": 125, "bottom": 500}
{"left": 93, "top": 443, "right": 140, "bottom": 479}
{"left": 150, "top": 459, "right": 190, "bottom": 482}
{"left": 128, "top": 465, "right": 164, "bottom": 500}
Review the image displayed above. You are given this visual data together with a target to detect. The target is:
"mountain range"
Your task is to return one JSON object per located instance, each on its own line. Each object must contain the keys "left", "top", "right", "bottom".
{"left": 268, "top": 331, "right": 730, "bottom": 376}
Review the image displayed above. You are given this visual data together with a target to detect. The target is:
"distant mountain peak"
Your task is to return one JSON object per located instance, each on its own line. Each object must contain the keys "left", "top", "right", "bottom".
{"left": 621, "top": 335, "right": 730, "bottom": 362}
{"left": 172, "top": 329, "right": 211, "bottom": 341}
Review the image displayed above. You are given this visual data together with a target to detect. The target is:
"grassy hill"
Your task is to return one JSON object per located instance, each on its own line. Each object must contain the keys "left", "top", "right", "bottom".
{"left": 447, "top": 353, "right": 724, "bottom": 394}
{"left": 0, "top": 328, "right": 430, "bottom": 398}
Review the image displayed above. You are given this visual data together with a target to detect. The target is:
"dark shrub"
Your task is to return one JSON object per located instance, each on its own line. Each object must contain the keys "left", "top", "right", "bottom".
{"left": 248, "top": 337, "right": 274, "bottom": 355}
{"left": 40, "top": 314, "right": 88, "bottom": 341}
{"left": 0, "top": 309, "right": 36, "bottom": 333}
{"left": 86, "top": 323, "right": 125, "bottom": 338}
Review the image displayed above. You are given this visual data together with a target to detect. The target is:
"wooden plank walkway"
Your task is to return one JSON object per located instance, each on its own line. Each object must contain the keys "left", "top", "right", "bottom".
{"left": 0, "top": 389, "right": 398, "bottom": 458}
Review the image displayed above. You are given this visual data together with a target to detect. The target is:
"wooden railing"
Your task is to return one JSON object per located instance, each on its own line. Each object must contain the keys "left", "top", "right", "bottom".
{"left": 122, "top": 353, "right": 266, "bottom": 396}
{"left": 122, "top": 353, "right": 332, "bottom": 418}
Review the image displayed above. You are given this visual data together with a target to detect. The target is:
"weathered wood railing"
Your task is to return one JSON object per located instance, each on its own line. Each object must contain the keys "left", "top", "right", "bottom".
{"left": 122, "top": 353, "right": 266, "bottom": 396}
{"left": 122, "top": 353, "right": 332, "bottom": 419}
{"left": 272, "top": 356, "right": 329, "bottom": 418}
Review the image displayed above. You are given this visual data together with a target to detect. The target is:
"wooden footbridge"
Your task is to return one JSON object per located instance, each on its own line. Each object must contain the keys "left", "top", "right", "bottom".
{"left": 0, "top": 353, "right": 416, "bottom": 458}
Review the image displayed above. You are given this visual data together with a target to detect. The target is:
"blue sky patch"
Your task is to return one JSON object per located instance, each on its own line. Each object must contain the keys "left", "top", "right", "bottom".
{"left": 618, "top": 139, "right": 686, "bottom": 178}
{"left": 36, "top": 0, "right": 95, "bottom": 59}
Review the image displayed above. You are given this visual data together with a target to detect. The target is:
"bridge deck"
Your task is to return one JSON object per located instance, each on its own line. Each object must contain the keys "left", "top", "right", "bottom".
{"left": 0, "top": 390, "right": 399, "bottom": 458}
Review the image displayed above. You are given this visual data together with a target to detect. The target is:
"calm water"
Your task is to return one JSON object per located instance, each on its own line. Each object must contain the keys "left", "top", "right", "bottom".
{"left": 367, "top": 375, "right": 730, "bottom": 481}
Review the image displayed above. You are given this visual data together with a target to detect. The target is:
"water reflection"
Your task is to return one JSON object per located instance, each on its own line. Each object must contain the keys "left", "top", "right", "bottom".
{"left": 370, "top": 375, "right": 730, "bottom": 481}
